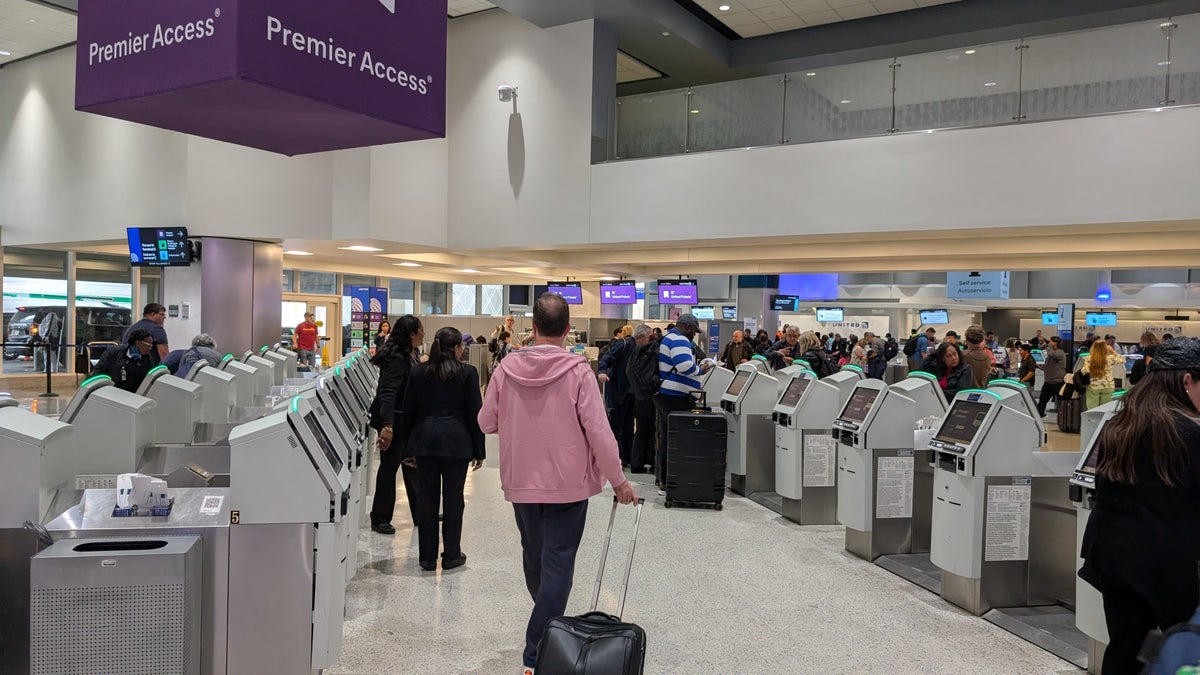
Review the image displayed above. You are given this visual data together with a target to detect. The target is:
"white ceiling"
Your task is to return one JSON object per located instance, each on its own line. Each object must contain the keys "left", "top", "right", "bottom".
{"left": 0, "top": 0, "right": 75, "bottom": 66}
{"left": 617, "top": 51, "right": 663, "bottom": 84}
{"left": 448, "top": 0, "right": 495, "bottom": 19}
{"left": 696, "top": 0, "right": 962, "bottom": 38}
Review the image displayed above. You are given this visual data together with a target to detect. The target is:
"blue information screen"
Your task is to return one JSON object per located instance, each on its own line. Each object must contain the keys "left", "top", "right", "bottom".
{"left": 1086, "top": 312, "right": 1118, "bottom": 327}
{"left": 127, "top": 227, "right": 190, "bottom": 267}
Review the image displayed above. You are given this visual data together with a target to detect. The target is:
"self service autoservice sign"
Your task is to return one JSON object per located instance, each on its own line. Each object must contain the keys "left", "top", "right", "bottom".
{"left": 76, "top": 0, "right": 447, "bottom": 156}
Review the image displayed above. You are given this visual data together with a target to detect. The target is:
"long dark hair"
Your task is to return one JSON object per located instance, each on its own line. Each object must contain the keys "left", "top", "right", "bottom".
{"left": 931, "top": 341, "right": 959, "bottom": 378}
{"left": 371, "top": 314, "right": 421, "bottom": 367}
{"left": 1097, "top": 368, "right": 1200, "bottom": 486}
{"left": 427, "top": 327, "right": 464, "bottom": 382}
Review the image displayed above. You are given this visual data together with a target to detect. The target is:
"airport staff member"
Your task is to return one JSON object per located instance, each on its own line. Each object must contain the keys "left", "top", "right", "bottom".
{"left": 122, "top": 302, "right": 169, "bottom": 364}
{"left": 478, "top": 293, "right": 635, "bottom": 673}
{"left": 94, "top": 329, "right": 156, "bottom": 393}
{"left": 294, "top": 312, "right": 320, "bottom": 368}
{"left": 1080, "top": 338, "right": 1200, "bottom": 675}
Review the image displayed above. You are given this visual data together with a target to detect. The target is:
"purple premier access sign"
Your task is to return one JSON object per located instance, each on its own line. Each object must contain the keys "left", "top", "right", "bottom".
{"left": 75, "top": 0, "right": 446, "bottom": 156}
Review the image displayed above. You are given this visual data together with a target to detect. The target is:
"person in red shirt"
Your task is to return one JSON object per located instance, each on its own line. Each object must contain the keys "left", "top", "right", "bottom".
{"left": 294, "top": 312, "right": 320, "bottom": 368}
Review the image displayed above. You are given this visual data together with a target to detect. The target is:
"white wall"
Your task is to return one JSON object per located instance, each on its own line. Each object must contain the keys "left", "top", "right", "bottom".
{"left": 161, "top": 264, "right": 204, "bottom": 351}
{"left": 368, "top": 139, "right": 449, "bottom": 248}
{"left": 590, "top": 106, "right": 1200, "bottom": 245}
{"left": 445, "top": 13, "right": 596, "bottom": 249}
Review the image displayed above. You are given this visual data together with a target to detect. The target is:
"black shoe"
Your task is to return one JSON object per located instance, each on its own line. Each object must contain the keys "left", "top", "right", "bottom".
{"left": 371, "top": 522, "right": 396, "bottom": 535}
{"left": 419, "top": 559, "right": 437, "bottom": 571}
{"left": 630, "top": 468, "right": 647, "bottom": 474}
{"left": 442, "top": 552, "right": 467, "bottom": 570}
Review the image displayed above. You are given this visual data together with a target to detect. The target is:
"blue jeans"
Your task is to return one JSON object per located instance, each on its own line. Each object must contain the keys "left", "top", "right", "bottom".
{"left": 512, "top": 500, "right": 589, "bottom": 668}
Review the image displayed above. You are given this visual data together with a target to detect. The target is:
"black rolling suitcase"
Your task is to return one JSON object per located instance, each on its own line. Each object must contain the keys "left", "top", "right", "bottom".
{"left": 536, "top": 497, "right": 647, "bottom": 675}
{"left": 665, "top": 391, "right": 727, "bottom": 510}
{"left": 1057, "top": 387, "right": 1082, "bottom": 434}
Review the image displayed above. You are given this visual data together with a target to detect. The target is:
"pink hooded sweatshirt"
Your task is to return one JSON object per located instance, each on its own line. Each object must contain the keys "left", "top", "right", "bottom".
{"left": 478, "top": 344, "right": 627, "bottom": 504}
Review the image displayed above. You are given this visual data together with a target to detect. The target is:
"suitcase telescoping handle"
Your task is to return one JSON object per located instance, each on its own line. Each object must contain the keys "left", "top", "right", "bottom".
{"left": 690, "top": 389, "right": 707, "bottom": 411}
{"left": 591, "top": 496, "right": 645, "bottom": 619}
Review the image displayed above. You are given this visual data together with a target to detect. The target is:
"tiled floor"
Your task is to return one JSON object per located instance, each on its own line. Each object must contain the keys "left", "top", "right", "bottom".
{"left": 331, "top": 438, "right": 1084, "bottom": 675}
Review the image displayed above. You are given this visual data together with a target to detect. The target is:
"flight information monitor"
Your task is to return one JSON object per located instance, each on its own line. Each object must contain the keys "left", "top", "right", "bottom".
{"left": 1042, "top": 311, "right": 1059, "bottom": 326}
{"left": 691, "top": 306, "right": 715, "bottom": 320}
{"left": 778, "top": 377, "right": 812, "bottom": 408}
{"left": 1086, "top": 312, "right": 1118, "bottom": 327}
{"left": 839, "top": 387, "right": 880, "bottom": 423}
{"left": 599, "top": 281, "right": 637, "bottom": 305}
{"left": 772, "top": 295, "right": 800, "bottom": 312}
{"left": 919, "top": 309, "right": 949, "bottom": 325}
{"left": 726, "top": 371, "right": 752, "bottom": 398}
{"left": 816, "top": 307, "right": 844, "bottom": 322}
{"left": 547, "top": 282, "right": 583, "bottom": 305}
{"left": 933, "top": 400, "right": 991, "bottom": 447}
{"left": 722, "top": 306, "right": 737, "bottom": 320}
{"left": 127, "top": 227, "right": 191, "bottom": 267}
{"left": 657, "top": 280, "right": 698, "bottom": 304}
{"left": 303, "top": 411, "right": 344, "bottom": 474}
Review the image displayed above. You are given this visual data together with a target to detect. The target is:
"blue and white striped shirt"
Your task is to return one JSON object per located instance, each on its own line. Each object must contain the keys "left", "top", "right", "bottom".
{"left": 658, "top": 329, "right": 702, "bottom": 397}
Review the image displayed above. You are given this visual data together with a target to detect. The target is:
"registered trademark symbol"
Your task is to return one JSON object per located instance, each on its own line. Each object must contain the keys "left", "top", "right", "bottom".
{"left": 427, "top": 75, "right": 434, "bottom": 83}
{"left": 215, "top": 8, "right": 221, "bottom": 17}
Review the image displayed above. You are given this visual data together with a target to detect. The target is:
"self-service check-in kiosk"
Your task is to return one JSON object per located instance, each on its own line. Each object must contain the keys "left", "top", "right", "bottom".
{"left": 1069, "top": 399, "right": 1123, "bottom": 673}
{"left": 60, "top": 375, "right": 157, "bottom": 476}
{"left": 257, "top": 346, "right": 288, "bottom": 387}
{"left": 989, "top": 379, "right": 1047, "bottom": 447}
{"left": 774, "top": 370, "right": 840, "bottom": 524}
{"left": 722, "top": 363, "right": 779, "bottom": 496}
{"left": 835, "top": 379, "right": 922, "bottom": 562}
{"left": 702, "top": 367, "right": 735, "bottom": 412}
{"left": 220, "top": 355, "right": 258, "bottom": 408}
{"left": 188, "top": 361, "right": 237, "bottom": 424}
{"left": 0, "top": 400, "right": 73, "bottom": 674}
{"left": 138, "top": 365, "right": 202, "bottom": 444}
{"left": 271, "top": 344, "right": 300, "bottom": 380}
{"left": 929, "top": 390, "right": 1082, "bottom": 617}
{"left": 227, "top": 396, "right": 350, "bottom": 672}
{"left": 240, "top": 351, "right": 277, "bottom": 400}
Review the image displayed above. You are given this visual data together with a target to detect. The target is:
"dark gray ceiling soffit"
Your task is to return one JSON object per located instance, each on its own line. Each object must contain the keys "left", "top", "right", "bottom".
{"left": 27, "top": 0, "right": 77, "bottom": 13}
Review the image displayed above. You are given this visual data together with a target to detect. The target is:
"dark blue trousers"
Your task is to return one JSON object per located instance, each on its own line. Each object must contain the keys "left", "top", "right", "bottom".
{"left": 512, "top": 500, "right": 589, "bottom": 668}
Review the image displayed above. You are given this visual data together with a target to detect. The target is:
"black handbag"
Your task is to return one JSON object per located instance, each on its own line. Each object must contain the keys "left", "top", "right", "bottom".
{"left": 536, "top": 498, "right": 647, "bottom": 675}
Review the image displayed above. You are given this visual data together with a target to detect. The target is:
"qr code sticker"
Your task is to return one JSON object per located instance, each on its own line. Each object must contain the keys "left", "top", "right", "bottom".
{"left": 199, "top": 495, "right": 224, "bottom": 515}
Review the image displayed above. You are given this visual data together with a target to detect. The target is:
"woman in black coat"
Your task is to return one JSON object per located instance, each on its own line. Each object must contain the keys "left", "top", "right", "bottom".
{"left": 398, "top": 326, "right": 485, "bottom": 572}
{"left": 922, "top": 341, "right": 973, "bottom": 403}
{"left": 1080, "top": 338, "right": 1200, "bottom": 675}
{"left": 369, "top": 315, "right": 423, "bottom": 535}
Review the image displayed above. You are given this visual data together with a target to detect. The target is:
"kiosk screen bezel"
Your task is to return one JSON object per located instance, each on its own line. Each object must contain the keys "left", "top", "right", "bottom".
{"left": 303, "top": 410, "right": 345, "bottom": 474}
{"left": 839, "top": 387, "right": 880, "bottom": 423}
{"left": 726, "top": 371, "right": 752, "bottom": 398}
{"left": 1078, "top": 430, "right": 1104, "bottom": 478}
{"left": 778, "top": 377, "right": 812, "bottom": 408}
{"left": 933, "top": 400, "right": 992, "bottom": 446}
{"left": 325, "top": 384, "right": 359, "bottom": 435}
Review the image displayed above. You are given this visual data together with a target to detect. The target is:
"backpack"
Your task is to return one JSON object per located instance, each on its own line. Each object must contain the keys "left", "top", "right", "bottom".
{"left": 805, "top": 349, "right": 835, "bottom": 378}
{"left": 902, "top": 334, "right": 921, "bottom": 357}
{"left": 488, "top": 338, "right": 498, "bottom": 354}
{"left": 884, "top": 338, "right": 899, "bottom": 361}
{"left": 627, "top": 340, "right": 668, "bottom": 397}
{"left": 1141, "top": 605, "right": 1200, "bottom": 675}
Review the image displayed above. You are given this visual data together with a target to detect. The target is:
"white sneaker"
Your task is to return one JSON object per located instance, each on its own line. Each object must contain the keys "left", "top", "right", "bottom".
{"left": 657, "top": 489, "right": 666, "bottom": 497}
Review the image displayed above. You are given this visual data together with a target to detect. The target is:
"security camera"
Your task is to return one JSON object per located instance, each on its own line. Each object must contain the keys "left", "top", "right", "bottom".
{"left": 498, "top": 85, "right": 517, "bottom": 103}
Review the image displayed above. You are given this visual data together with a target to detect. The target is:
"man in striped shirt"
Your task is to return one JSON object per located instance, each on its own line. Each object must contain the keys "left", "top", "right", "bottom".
{"left": 653, "top": 314, "right": 710, "bottom": 491}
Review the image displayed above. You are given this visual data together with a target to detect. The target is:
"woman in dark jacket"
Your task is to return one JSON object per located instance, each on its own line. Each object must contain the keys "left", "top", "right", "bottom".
{"left": 1080, "top": 338, "right": 1200, "bottom": 675}
{"left": 922, "top": 341, "right": 973, "bottom": 403}
{"left": 753, "top": 329, "right": 772, "bottom": 355}
{"left": 369, "top": 315, "right": 423, "bottom": 535}
{"left": 398, "top": 326, "right": 485, "bottom": 572}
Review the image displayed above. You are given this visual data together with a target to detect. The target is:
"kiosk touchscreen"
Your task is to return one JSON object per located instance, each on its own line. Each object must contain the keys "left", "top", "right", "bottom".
{"left": 928, "top": 389, "right": 1066, "bottom": 617}
{"left": 834, "top": 379, "right": 921, "bottom": 562}
{"left": 60, "top": 375, "right": 158, "bottom": 477}
{"left": 1070, "top": 412, "right": 1114, "bottom": 662}
{"left": 721, "top": 364, "right": 779, "bottom": 496}
{"left": 987, "top": 380, "right": 1047, "bottom": 446}
{"left": 228, "top": 396, "right": 349, "bottom": 671}
{"left": 220, "top": 355, "right": 259, "bottom": 408}
{"left": 332, "top": 366, "right": 371, "bottom": 423}
{"left": 701, "top": 367, "right": 735, "bottom": 411}
{"left": 773, "top": 370, "right": 840, "bottom": 524}
{"left": 137, "top": 366, "right": 202, "bottom": 444}
{"left": 187, "top": 361, "right": 237, "bottom": 424}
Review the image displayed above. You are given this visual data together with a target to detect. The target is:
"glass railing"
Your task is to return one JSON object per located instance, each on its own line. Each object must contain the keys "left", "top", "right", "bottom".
{"left": 609, "top": 14, "right": 1199, "bottom": 161}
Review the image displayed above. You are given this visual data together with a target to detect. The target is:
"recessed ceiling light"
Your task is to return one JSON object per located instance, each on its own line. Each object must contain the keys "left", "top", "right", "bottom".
{"left": 460, "top": 269, "right": 480, "bottom": 274}
{"left": 964, "top": 49, "right": 976, "bottom": 55}
{"left": 805, "top": 72, "right": 816, "bottom": 77}
{"left": 0, "top": 50, "right": 10, "bottom": 57}
{"left": 337, "top": 245, "right": 384, "bottom": 252}
{"left": 284, "top": 250, "right": 314, "bottom": 256}
{"left": 600, "top": 276, "right": 618, "bottom": 281}
{"left": 840, "top": 99, "right": 852, "bottom": 104}
{"left": 718, "top": 4, "right": 730, "bottom": 10}
{"left": 661, "top": 31, "right": 671, "bottom": 36}
{"left": 395, "top": 262, "right": 422, "bottom": 267}
{"left": 28, "top": 19, "right": 35, "bottom": 23}
{"left": 1158, "top": 60, "right": 1172, "bottom": 66}
{"left": 1161, "top": 22, "right": 1174, "bottom": 28}
{"left": 984, "top": 81, "right": 997, "bottom": 87}
{"left": 689, "top": 109, "right": 700, "bottom": 114}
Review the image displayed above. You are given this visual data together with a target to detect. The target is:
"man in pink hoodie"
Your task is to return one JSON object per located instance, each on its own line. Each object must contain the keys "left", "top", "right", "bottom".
{"left": 479, "top": 292, "right": 636, "bottom": 672}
